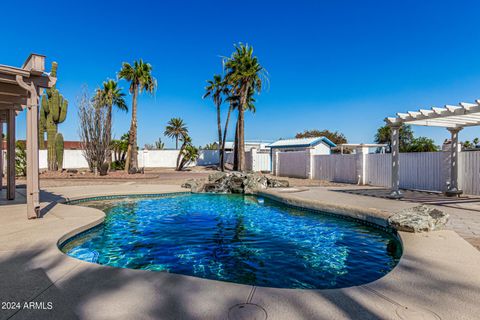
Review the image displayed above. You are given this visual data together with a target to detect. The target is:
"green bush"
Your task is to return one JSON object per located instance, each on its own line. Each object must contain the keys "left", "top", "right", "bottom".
{"left": 110, "top": 160, "right": 125, "bottom": 171}
{"left": 15, "top": 141, "right": 27, "bottom": 177}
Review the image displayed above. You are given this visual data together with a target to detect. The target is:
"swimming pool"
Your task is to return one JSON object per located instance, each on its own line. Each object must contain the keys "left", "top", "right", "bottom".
{"left": 60, "top": 193, "right": 402, "bottom": 289}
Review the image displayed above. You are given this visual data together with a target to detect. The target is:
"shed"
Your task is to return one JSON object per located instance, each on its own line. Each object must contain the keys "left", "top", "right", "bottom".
{"left": 268, "top": 137, "right": 336, "bottom": 154}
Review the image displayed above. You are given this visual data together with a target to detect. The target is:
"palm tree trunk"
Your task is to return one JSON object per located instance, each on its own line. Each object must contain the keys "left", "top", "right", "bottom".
{"left": 233, "top": 116, "right": 239, "bottom": 171}
{"left": 221, "top": 103, "right": 233, "bottom": 171}
{"left": 216, "top": 104, "right": 223, "bottom": 171}
{"left": 106, "top": 104, "right": 112, "bottom": 166}
{"left": 237, "top": 108, "right": 245, "bottom": 171}
{"left": 127, "top": 86, "right": 139, "bottom": 173}
{"left": 176, "top": 136, "right": 178, "bottom": 150}
{"left": 176, "top": 139, "right": 186, "bottom": 170}
{"left": 236, "top": 82, "right": 249, "bottom": 172}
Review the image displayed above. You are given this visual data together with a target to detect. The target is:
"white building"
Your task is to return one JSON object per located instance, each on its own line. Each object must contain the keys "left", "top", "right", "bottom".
{"left": 223, "top": 140, "right": 273, "bottom": 152}
{"left": 268, "top": 137, "right": 336, "bottom": 154}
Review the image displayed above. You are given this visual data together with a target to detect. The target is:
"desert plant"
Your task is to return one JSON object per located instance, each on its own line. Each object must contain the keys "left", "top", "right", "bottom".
{"left": 39, "top": 62, "right": 68, "bottom": 171}
{"left": 155, "top": 138, "right": 165, "bottom": 150}
{"left": 55, "top": 133, "right": 64, "bottom": 170}
{"left": 78, "top": 88, "right": 110, "bottom": 174}
{"left": 15, "top": 141, "right": 27, "bottom": 177}
{"left": 177, "top": 144, "right": 199, "bottom": 171}
{"left": 94, "top": 80, "right": 128, "bottom": 165}
{"left": 118, "top": 59, "right": 157, "bottom": 173}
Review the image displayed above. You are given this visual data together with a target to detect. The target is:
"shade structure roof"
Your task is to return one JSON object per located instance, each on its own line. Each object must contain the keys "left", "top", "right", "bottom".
{"left": 0, "top": 54, "right": 55, "bottom": 119}
{"left": 385, "top": 101, "right": 480, "bottom": 128}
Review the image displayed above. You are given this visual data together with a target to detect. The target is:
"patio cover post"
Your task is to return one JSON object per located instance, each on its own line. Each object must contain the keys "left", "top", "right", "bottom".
{"left": 17, "top": 75, "right": 41, "bottom": 218}
{"left": 6, "top": 108, "right": 15, "bottom": 200}
{"left": 446, "top": 127, "right": 463, "bottom": 196}
{"left": 0, "top": 122, "right": 3, "bottom": 192}
{"left": 388, "top": 124, "right": 403, "bottom": 199}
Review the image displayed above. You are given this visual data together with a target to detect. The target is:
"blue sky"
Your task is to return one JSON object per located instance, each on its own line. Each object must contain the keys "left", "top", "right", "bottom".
{"left": 2, "top": 0, "right": 480, "bottom": 148}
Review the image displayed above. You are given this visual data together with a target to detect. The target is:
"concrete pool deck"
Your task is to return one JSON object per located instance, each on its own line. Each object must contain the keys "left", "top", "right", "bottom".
{"left": 0, "top": 184, "right": 480, "bottom": 319}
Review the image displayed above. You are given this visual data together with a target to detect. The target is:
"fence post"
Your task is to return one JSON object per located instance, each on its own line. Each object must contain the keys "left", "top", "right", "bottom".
{"left": 356, "top": 146, "right": 368, "bottom": 185}
{"left": 250, "top": 148, "right": 257, "bottom": 172}
{"left": 273, "top": 149, "right": 280, "bottom": 176}
{"left": 306, "top": 147, "right": 314, "bottom": 179}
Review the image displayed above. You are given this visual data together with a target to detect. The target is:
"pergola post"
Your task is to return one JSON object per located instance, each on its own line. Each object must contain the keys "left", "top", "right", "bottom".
{"left": 388, "top": 124, "right": 403, "bottom": 199}
{"left": 0, "top": 122, "right": 3, "bottom": 192}
{"left": 6, "top": 108, "right": 15, "bottom": 200}
{"left": 26, "top": 88, "right": 40, "bottom": 218}
{"left": 446, "top": 127, "right": 463, "bottom": 197}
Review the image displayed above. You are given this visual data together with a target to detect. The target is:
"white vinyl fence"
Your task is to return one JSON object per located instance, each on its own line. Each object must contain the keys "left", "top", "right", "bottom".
{"left": 276, "top": 151, "right": 308, "bottom": 178}
{"left": 224, "top": 149, "right": 272, "bottom": 172}
{"left": 313, "top": 154, "right": 358, "bottom": 183}
{"left": 274, "top": 149, "right": 480, "bottom": 196}
{"left": 245, "top": 150, "right": 271, "bottom": 172}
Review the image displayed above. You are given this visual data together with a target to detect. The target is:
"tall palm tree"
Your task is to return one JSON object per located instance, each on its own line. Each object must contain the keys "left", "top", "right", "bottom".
{"left": 94, "top": 80, "right": 128, "bottom": 165}
{"left": 224, "top": 43, "right": 267, "bottom": 171}
{"left": 203, "top": 74, "right": 228, "bottom": 171}
{"left": 118, "top": 59, "right": 157, "bottom": 173}
{"left": 164, "top": 117, "right": 188, "bottom": 149}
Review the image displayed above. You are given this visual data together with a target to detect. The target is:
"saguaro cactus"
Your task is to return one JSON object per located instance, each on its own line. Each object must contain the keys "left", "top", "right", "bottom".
{"left": 55, "top": 133, "right": 64, "bottom": 170}
{"left": 39, "top": 62, "right": 68, "bottom": 171}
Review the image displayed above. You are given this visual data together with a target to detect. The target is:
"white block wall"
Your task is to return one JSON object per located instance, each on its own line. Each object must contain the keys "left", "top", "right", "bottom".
{"left": 37, "top": 149, "right": 219, "bottom": 169}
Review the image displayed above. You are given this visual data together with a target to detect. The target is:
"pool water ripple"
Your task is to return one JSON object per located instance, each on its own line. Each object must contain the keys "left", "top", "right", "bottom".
{"left": 60, "top": 193, "right": 402, "bottom": 289}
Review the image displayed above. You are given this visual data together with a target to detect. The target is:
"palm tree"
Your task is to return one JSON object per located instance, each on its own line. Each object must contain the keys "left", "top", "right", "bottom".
{"left": 203, "top": 74, "right": 228, "bottom": 171}
{"left": 118, "top": 59, "right": 157, "bottom": 173}
{"left": 177, "top": 143, "right": 199, "bottom": 171}
{"left": 164, "top": 117, "right": 188, "bottom": 149}
{"left": 94, "top": 80, "right": 128, "bottom": 165}
{"left": 176, "top": 133, "right": 191, "bottom": 170}
{"left": 224, "top": 43, "right": 267, "bottom": 171}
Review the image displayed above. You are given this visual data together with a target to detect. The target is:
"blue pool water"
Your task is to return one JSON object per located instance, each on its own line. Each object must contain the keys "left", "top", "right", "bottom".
{"left": 61, "top": 194, "right": 402, "bottom": 289}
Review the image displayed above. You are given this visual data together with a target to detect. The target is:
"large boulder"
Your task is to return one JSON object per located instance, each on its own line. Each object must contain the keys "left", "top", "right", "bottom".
{"left": 228, "top": 174, "right": 246, "bottom": 194}
{"left": 208, "top": 171, "right": 228, "bottom": 183}
{"left": 388, "top": 205, "right": 449, "bottom": 232}
{"left": 182, "top": 172, "right": 290, "bottom": 194}
{"left": 181, "top": 179, "right": 205, "bottom": 193}
{"left": 244, "top": 174, "right": 269, "bottom": 194}
{"left": 267, "top": 178, "right": 289, "bottom": 188}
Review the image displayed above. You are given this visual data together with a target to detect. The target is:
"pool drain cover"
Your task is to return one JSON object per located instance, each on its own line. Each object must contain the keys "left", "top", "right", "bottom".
{"left": 228, "top": 303, "right": 267, "bottom": 320}
{"left": 396, "top": 306, "right": 441, "bottom": 320}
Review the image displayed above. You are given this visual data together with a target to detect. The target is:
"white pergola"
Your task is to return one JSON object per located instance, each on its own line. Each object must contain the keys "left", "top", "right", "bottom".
{"left": 385, "top": 101, "right": 480, "bottom": 198}
{"left": 0, "top": 54, "right": 56, "bottom": 218}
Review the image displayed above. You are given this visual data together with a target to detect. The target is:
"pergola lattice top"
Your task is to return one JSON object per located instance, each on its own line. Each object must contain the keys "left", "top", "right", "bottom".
{"left": 385, "top": 101, "right": 480, "bottom": 128}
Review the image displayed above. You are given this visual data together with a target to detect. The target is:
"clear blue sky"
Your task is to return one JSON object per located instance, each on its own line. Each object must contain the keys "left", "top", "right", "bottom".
{"left": 2, "top": 0, "right": 480, "bottom": 148}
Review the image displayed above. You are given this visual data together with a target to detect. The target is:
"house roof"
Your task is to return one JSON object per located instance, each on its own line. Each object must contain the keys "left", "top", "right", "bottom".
{"left": 269, "top": 137, "right": 336, "bottom": 148}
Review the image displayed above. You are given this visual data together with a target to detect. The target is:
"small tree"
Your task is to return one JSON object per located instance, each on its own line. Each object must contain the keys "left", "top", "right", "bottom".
{"left": 203, "top": 142, "right": 219, "bottom": 150}
{"left": 295, "top": 129, "right": 347, "bottom": 145}
{"left": 405, "top": 137, "right": 439, "bottom": 152}
{"left": 375, "top": 124, "right": 414, "bottom": 152}
{"left": 176, "top": 137, "right": 199, "bottom": 171}
{"left": 15, "top": 141, "right": 27, "bottom": 177}
{"left": 78, "top": 88, "right": 110, "bottom": 175}
{"left": 155, "top": 138, "right": 165, "bottom": 150}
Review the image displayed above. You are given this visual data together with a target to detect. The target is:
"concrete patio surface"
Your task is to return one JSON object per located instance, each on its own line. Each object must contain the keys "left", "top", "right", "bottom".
{"left": 1, "top": 184, "right": 480, "bottom": 319}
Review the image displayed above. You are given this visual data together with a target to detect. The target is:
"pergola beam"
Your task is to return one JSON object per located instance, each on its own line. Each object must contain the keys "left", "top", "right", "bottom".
{"left": 386, "top": 101, "right": 480, "bottom": 126}
{"left": 384, "top": 98, "right": 479, "bottom": 198}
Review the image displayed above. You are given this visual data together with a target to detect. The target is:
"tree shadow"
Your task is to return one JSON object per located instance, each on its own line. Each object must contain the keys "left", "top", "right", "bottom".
{"left": 0, "top": 245, "right": 246, "bottom": 320}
